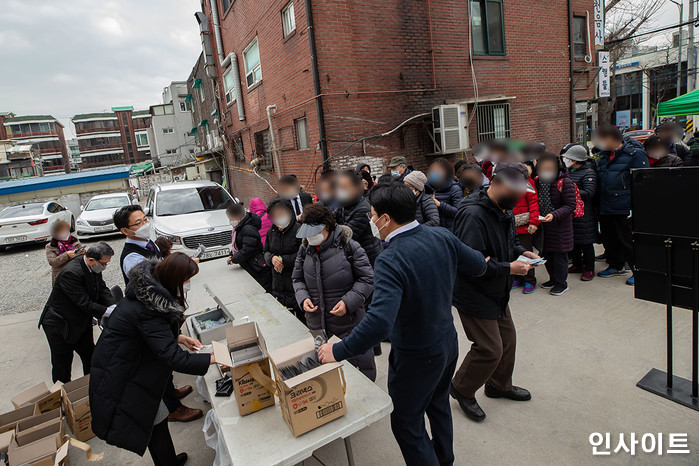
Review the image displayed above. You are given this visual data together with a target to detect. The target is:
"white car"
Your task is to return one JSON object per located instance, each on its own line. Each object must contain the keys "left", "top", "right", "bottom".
{"left": 76, "top": 192, "right": 137, "bottom": 238}
{"left": 145, "top": 181, "right": 237, "bottom": 260}
{"left": 0, "top": 201, "right": 73, "bottom": 250}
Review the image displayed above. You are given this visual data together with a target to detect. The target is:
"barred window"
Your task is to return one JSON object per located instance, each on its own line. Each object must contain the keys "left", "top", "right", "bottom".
{"left": 476, "top": 103, "right": 510, "bottom": 142}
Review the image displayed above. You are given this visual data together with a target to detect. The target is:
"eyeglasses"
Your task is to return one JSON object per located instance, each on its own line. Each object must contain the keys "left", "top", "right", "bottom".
{"left": 97, "top": 259, "right": 110, "bottom": 267}
{"left": 128, "top": 217, "right": 149, "bottom": 229}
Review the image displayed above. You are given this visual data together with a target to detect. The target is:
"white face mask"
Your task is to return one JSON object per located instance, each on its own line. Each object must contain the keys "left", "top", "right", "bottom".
{"left": 563, "top": 158, "right": 575, "bottom": 168}
{"left": 370, "top": 216, "right": 389, "bottom": 240}
{"left": 538, "top": 171, "right": 557, "bottom": 184}
{"left": 648, "top": 151, "right": 666, "bottom": 160}
{"left": 274, "top": 215, "right": 291, "bottom": 229}
{"left": 307, "top": 231, "right": 325, "bottom": 246}
{"left": 335, "top": 188, "right": 353, "bottom": 204}
{"left": 281, "top": 191, "right": 298, "bottom": 201}
{"left": 474, "top": 154, "right": 486, "bottom": 163}
{"left": 229, "top": 219, "right": 239, "bottom": 227}
{"left": 133, "top": 222, "right": 151, "bottom": 240}
{"left": 56, "top": 231, "right": 70, "bottom": 242}
{"left": 183, "top": 282, "right": 191, "bottom": 293}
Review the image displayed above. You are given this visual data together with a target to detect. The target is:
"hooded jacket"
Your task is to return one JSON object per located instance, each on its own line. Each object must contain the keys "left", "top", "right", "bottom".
{"left": 596, "top": 142, "right": 649, "bottom": 215}
{"left": 90, "top": 261, "right": 210, "bottom": 455}
{"left": 264, "top": 201, "right": 302, "bottom": 309}
{"left": 452, "top": 188, "right": 526, "bottom": 319}
{"left": 429, "top": 179, "right": 463, "bottom": 229}
{"left": 248, "top": 198, "right": 272, "bottom": 246}
{"left": 536, "top": 171, "right": 576, "bottom": 253}
{"left": 230, "top": 212, "right": 271, "bottom": 290}
{"left": 512, "top": 179, "right": 540, "bottom": 235}
{"left": 335, "top": 196, "right": 383, "bottom": 265}
{"left": 568, "top": 161, "right": 598, "bottom": 245}
{"left": 414, "top": 191, "right": 440, "bottom": 226}
{"left": 45, "top": 236, "right": 83, "bottom": 283}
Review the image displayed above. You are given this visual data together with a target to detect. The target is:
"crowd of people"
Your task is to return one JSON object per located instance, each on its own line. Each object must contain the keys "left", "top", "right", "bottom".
{"left": 34, "top": 121, "right": 689, "bottom": 465}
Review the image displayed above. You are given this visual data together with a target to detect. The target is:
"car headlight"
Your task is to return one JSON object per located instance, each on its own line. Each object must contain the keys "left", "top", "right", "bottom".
{"left": 76, "top": 219, "right": 88, "bottom": 227}
{"left": 154, "top": 229, "right": 181, "bottom": 245}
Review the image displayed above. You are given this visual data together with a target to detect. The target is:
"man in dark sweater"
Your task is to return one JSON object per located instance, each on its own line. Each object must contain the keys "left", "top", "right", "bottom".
{"left": 318, "top": 182, "right": 487, "bottom": 466}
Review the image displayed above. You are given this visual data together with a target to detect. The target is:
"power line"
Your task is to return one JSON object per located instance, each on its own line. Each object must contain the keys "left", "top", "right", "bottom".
{"left": 607, "top": 18, "right": 699, "bottom": 45}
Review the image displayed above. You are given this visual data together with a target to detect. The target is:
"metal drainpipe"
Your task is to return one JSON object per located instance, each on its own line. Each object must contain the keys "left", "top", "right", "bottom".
{"left": 567, "top": 0, "right": 576, "bottom": 142}
{"left": 304, "top": 0, "right": 328, "bottom": 163}
{"left": 267, "top": 105, "right": 283, "bottom": 177}
{"left": 209, "top": 0, "right": 225, "bottom": 64}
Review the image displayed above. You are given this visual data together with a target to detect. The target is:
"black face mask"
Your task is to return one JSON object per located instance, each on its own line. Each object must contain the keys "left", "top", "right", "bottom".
{"left": 497, "top": 195, "right": 520, "bottom": 211}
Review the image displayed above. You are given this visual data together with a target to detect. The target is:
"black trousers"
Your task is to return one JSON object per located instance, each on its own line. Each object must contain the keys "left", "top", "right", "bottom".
{"left": 599, "top": 214, "right": 634, "bottom": 271}
{"left": 162, "top": 375, "right": 182, "bottom": 413}
{"left": 42, "top": 324, "right": 93, "bottom": 383}
{"left": 388, "top": 334, "right": 458, "bottom": 466}
{"left": 543, "top": 252, "right": 568, "bottom": 288}
{"left": 148, "top": 419, "right": 177, "bottom": 466}
{"left": 571, "top": 243, "right": 595, "bottom": 272}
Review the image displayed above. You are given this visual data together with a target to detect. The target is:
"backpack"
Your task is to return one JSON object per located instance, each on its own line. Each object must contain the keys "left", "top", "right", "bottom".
{"left": 557, "top": 178, "right": 585, "bottom": 218}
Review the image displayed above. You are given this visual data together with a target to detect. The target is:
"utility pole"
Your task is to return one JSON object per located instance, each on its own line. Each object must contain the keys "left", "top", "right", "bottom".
{"left": 688, "top": 0, "right": 695, "bottom": 92}
{"left": 670, "top": 0, "right": 684, "bottom": 97}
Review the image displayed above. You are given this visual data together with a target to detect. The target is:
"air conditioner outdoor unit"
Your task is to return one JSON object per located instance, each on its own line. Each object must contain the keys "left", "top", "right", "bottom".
{"left": 432, "top": 104, "right": 468, "bottom": 154}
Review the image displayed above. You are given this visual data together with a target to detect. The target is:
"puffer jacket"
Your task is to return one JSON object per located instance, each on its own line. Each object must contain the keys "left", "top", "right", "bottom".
{"left": 335, "top": 197, "right": 383, "bottom": 265}
{"left": 512, "top": 179, "right": 540, "bottom": 235}
{"left": 596, "top": 142, "right": 649, "bottom": 215}
{"left": 264, "top": 213, "right": 302, "bottom": 309}
{"left": 536, "top": 171, "right": 576, "bottom": 253}
{"left": 230, "top": 212, "right": 272, "bottom": 291}
{"left": 650, "top": 154, "right": 684, "bottom": 167}
{"left": 45, "top": 236, "right": 83, "bottom": 284}
{"left": 249, "top": 198, "right": 272, "bottom": 246}
{"left": 415, "top": 191, "right": 440, "bottom": 226}
{"left": 90, "top": 261, "right": 210, "bottom": 455}
{"left": 568, "top": 161, "right": 598, "bottom": 245}
{"left": 429, "top": 179, "right": 463, "bottom": 229}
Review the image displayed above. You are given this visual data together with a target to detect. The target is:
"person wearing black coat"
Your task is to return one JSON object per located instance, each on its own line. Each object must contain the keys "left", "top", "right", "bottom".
{"left": 90, "top": 255, "right": 212, "bottom": 465}
{"left": 404, "top": 170, "right": 440, "bottom": 226}
{"left": 644, "top": 135, "right": 684, "bottom": 168}
{"left": 536, "top": 153, "right": 577, "bottom": 295}
{"left": 562, "top": 146, "right": 598, "bottom": 281}
{"left": 426, "top": 158, "right": 463, "bottom": 229}
{"left": 227, "top": 205, "right": 272, "bottom": 292}
{"left": 278, "top": 175, "right": 313, "bottom": 217}
{"left": 335, "top": 170, "right": 384, "bottom": 265}
{"left": 451, "top": 163, "right": 536, "bottom": 422}
{"left": 39, "top": 241, "right": 115, "bottom": 383}
{"left": 264, "top": 198, "right": 303, "bottom": 321}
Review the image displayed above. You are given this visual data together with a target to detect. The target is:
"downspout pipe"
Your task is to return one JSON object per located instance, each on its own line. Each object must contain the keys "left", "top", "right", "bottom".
{"left": 208, "top": 0, "right": 225, "bottom": 64}
{"left": 266, "top": 105, "right": 283, "bottom": 177}
{"left": 222, "top": 52, "right": 246, "bottom": 121}
{"left": 304, "top": 0, "right": 328, "bottom": 163}
{"left": 567, "top": 0, "right": 576, "bottom": 142}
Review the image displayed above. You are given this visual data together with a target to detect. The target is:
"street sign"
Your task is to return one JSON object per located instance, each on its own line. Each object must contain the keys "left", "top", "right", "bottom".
{"left": 599, "top": 51, "right": 611, "bottom": 98}
{"left": 593, "top": 0, "right": 604, "bottom": 49}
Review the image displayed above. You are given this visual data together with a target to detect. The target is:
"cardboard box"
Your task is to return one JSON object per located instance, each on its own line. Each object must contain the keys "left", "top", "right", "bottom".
{"left": 0, "top": 404, "right": 40, "bottom": 435}
{"left": 61, "top": 375, "right": 93, "bottom": 442}
{"left": 15, "top": 416, "right": 63, "bottom": 447}
{"left": 187, "top": 306, "right": 234, "bottom": 345}
{"left": 268, "top": 336, "right": 347, "bottom": 436}
{"left": 212, "top": 322, "right": 275, "bottom": 416}
{"left": 7, "top": 431, "right": 68, "bottom": 466}
{"left": 11, "top": 382, "right": 63, "bottom": 413}
{"left": 0, "top": 430, "right": 12, "bottom": 454}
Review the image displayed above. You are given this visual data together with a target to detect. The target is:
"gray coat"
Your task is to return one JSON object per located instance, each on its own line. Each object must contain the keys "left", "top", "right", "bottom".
{"left": 415, "top": 192, "right": 440, "bottom": 226}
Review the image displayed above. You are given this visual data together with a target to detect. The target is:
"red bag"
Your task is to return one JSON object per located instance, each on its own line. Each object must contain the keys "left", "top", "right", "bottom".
{"left": 557, "top": 179, "right": 584, "bottom": 218}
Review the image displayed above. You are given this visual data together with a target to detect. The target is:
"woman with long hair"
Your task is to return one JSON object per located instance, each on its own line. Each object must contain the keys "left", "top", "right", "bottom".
{"left": 45, "top": 219, "right": 83, "bottom": 284}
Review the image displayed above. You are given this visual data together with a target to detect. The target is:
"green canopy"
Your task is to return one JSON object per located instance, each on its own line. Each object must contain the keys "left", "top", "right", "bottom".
{"left": 657, "top": 89, "right": 699, "bottom": 117}
{"left": 130, "top": 163, "right": 153, "bottom": 176}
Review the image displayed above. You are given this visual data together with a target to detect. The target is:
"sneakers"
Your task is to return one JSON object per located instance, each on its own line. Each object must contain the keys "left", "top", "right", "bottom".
{"left": 540, "top": 281, "right": 554, "bottom": 289}
{"left": 626, "top": 275, "right": 635, "bottom": 286}
{"left": 523, "top": 282, "right": 536, "bottom": 294}
{"left": 597, "top": 267, "right": 628, "bottom": 278}
{"left": 550, "top": 285, "right": 569, "bottom": 296}
{"left": 568, "top": 265, "right": 583, "bottom": 274}
{"left": 581, "top": 271, "right": 594, "bottom": 281}
{"left": 511, "top": 279, "right": 523, "bottom": 290}
{"left": 595, "top": 253, "right": 607, "bottom": 262}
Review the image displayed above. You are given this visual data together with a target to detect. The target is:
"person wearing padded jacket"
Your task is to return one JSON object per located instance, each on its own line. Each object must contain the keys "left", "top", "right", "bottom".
{"left": 643, "top": 135, "right": 684, "bottom": 168}
{"left": 292, "top": 204, "right": 376, "bottom": 380}
{"left": 226, "top": 203, "right": 272, "bottom": 292}
{"left": 248, "top": 198, "right": 273, "bottom": 246}
{"left": 536, "top": 152, "right": 577, "bottom": 296}
{"left": 403, "top": 170, "right": 440, "bottom": 227}
{"left": 426, "top": 157, "right": 463, "bottom": 230}
{"left": 264, "top": 198, "right": 303, "bottom": 321}
{"left": 90, "top": 253, "right": 214, "bottom": 466}
{"left": 511, "top": 168, "right": 540, "bottom": 294}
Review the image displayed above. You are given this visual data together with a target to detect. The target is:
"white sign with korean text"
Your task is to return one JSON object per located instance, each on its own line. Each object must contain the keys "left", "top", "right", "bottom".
{"left": 594, "top": 0, "right": 604, "bottom": 49}
{"left": 599, "top": 51, "right": 610, "bottom": 98}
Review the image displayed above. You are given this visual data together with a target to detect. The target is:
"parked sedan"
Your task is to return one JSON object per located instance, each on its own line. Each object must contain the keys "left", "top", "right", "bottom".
{"left": 624, "top": 129, "right": 654, "bottom": 143}
{"left": 0, "top": 201, "right": 73, "bottom": 251}
{"left": 75, "top": 192, "right": 136, "bottom": 238}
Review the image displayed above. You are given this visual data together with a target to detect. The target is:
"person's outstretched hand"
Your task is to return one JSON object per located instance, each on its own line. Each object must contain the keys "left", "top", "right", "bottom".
{"left": 318, "top": 343, "right": 337, "bottom": 364}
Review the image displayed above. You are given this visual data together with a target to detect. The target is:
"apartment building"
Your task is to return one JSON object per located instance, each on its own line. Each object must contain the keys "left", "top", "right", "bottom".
{"left": 0, "top": 114, "right": 71, "bottom": 174}
{"left": 147, "top": 81, "right": 197, "bottom": 167}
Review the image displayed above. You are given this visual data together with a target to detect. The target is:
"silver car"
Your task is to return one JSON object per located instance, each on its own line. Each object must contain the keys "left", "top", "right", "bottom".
{"left": 76, "top": 192, "right": 137, "bottom": 238}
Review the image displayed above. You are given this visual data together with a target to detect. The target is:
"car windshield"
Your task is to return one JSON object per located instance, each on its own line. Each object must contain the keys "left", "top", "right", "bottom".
{"left": 85, "top": 196, "right": 130, "bottom": 211}
{"left": 156, "top": 186, "right": 234, "bottom": 216}
{"left": 0, "top": 204, "right": 45, "bottom": 219}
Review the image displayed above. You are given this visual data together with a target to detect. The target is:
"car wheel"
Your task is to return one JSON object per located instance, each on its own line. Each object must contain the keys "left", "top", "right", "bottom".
{"left": 70, "top": 216, "right": 76, "bottom": 232}
{"left": 0, "top": 246, "right": 6, "bottom": 253}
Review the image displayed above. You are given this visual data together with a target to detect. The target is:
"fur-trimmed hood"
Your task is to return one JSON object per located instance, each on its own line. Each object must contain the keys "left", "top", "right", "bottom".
{"left": 126, "top": 260, "right": 184, "bottom": 317}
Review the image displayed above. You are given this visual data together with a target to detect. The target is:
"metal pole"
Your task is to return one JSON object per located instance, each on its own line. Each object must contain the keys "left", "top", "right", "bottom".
{"left": 678, "top": 2, "right": 684, "bottom": 97}
{"left": 689, "top": 0, "right": 696, "bottom": 92}
{"left": 665, "top": 238, "right": 674, "bottom": 388}
{"left": 692, "top": 241, "right": 698, "bottom": 398}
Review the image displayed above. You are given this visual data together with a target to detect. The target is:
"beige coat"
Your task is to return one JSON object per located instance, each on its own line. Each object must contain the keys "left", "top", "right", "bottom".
{"left": 46, "top": 239, "right": 83, "bottom": 284}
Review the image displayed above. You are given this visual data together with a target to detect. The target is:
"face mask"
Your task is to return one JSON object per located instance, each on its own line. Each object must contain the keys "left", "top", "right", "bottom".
{"left": 410, "top": 188, "right": 420, "bottom": 197}
{"left": 461, "top": 178, "right": 479, "bottom": 192}
{"left": 594, "top": 140, "right": 608, "bottom": 151}
{"left": 474, "top": 154, "right": 486, "bottom": 163}
{"left": 336, "top": 188, "right": 353, "bottom": 204}
{"left": 229, "top": 220, "right": 239, "bottom": 227}
{"left": 648, "top": 151, "right": 666, "bottom": 160}
{"left": 133, "top": 222, "right": 151, "bottom": 240}
{"left": 391, "top": 170, "right": 401, "bottom": 178}
{"left": 183, "top": 282, "right": 191, "bottom": 293}
{"left": 274, "top": 215, "right": 291, "bottom": 229}
{"left": 282, "top": 191, "right": 298, "bottom": 200}
{"left": 538, "top": 171, "right": 557, "bottom": 184}
{"left": 427, "top": 172, "right": 442, "bottom": 186}
{"left": 563, "top": 158, "right": 575, "bottom": 168}
{"left": 90, "top": 262, "right": 107, "bottom": 274}
{"left": 497, "top": 194, "right": 520, "bottom": 211}
{"left": 318, "top": 193, "right": 333, "bottom": 204}
{"left": 370, "top": 216, "right": 389, "bottom": 239}
{"left": 56, "top": 232, "right": 70, "bottom": 242}
{"left": 307, "top": 231, "right": 325, "bottom": 246}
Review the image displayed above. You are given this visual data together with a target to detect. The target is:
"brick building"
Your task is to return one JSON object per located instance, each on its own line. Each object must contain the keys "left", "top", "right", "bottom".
{"left": 1, "top": 114, "right": 71, "bottom": 174}
{"left": 187, "top": 52, "right": 224, "bottom": 157}
{"left": 198, "top": 0, "right": 597, "bottom": 202}
{"left": 72, "top": 107, "right": 151, "bottom": 170}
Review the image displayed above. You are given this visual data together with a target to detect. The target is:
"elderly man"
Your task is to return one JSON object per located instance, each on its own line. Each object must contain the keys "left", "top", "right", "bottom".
{"left": 387, "top": 156, "right": 411, "bottom": 182}
{"left": 39, "top": 241, "right": 115, "bottom": 383}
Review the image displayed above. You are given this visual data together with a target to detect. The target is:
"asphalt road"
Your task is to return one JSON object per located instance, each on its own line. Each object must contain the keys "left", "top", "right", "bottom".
{"left": 0, "top": 235, "right": 126, "bottom": 316}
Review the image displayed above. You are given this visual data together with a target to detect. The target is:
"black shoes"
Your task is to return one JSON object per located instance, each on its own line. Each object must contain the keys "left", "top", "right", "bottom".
{"left": 450, "top": 384, "right": 486, "bottom": 422}
{"left": 176, "top": 453, "right": 188, "bottom": 466}
{"left": 539, "top": 281, "right": 554, "bottom": 289}
{"left": 484, "top": 383, "right": 532, "bottom": 401}
{"left": 373, "top": 344, "right": 382, "bottom": 356}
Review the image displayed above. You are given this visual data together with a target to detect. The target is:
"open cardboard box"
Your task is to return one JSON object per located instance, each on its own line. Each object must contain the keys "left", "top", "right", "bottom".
{"left": 11, "top": 382, "right": 63, "bottom": 413}
{"left": 7, "top": 428, "right": 68, "bottom": 466}
{"left": 268, "top": 335, "right": 347, "bottom": 437}
{"left": 15, "top": 408, "right": 63, "bottom": 446}
{"left": 0, "top": 404, "right": 39, "bottom": 435}
{"left": 212, "top": 322, "right": 275, "bottom": 416}
{"left": 61, "top": 375, "right": 94, "bottom": 442}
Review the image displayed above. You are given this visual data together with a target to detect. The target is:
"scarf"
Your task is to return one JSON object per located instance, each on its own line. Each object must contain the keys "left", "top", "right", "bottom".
{"left": 57, "top": 237, "right": 76, "bottom": 254}
{"left": 231, "top": 230, "right": 239, "bottom": 254}
{"left": 538, "top": 183, "right": 555, "bottom": 216}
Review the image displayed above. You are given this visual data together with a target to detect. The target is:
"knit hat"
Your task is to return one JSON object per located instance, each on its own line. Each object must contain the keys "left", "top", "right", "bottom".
{"left": 403, "top": 170, "right": 427, "bottom": 192}
{"left": 562, "top": 144, "right": 588, "bottom": 162}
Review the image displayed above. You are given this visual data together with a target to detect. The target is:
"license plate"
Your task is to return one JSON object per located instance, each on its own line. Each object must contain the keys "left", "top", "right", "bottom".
{"left": 94, "top": 225, "right": 113, "bottom": 232}
{"left": 200, "top": 249, "right": 230, "bottom": 260}
{"left": 6, "top": 236, "right": 27, "bottom": 243}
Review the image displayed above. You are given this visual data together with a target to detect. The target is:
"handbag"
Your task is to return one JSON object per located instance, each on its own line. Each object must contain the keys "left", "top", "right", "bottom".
{"left": 514, "top": 212, "right": 530, "bottom": 227}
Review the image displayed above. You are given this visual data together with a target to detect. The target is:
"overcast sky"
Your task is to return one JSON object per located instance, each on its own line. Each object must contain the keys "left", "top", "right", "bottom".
{"left": 0, "top": 0, "right": 686, "bottom": 140}
{"left": 0, "top": 0, "right": 201, "bottom": 139}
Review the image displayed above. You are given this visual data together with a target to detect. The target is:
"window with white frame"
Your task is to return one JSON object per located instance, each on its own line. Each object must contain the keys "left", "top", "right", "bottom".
{"left": 244, "top": 37, "right": 262, "bottom": 87}
{"left": 179, "top": 101, "right": 191, "bottom": 112}
{"left": 223, "top": 68, "right": 235, "bottom": 104}
{"left": 295, "top": 117, "right": 309, "bottom": 150}
{"left": 282, "top": 2, "right": 296, "bottom": 37}
{"left": 199, "top": 83, "right": 205, "bottom": 102}
{"left": 135, "top": 133, "right": 148, "bottom": 147}
{"left": 162, "top": 127, "right": 174, "bottom": 134}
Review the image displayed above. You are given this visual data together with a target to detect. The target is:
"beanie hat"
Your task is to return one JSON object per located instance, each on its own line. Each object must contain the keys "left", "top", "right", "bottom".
{"left": 404, "top": 170, "right": 427, "bottom": 192}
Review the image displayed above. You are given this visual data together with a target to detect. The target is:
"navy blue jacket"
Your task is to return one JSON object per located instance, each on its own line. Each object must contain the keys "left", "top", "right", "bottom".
{"left": 332, "top": 224, "right": 486, "bottom": 360}
{"left": 429, "top": 180, "right": 463, "bottom": 229}
{"left": 596, "top": 142, "right": 648, "bottom": 215}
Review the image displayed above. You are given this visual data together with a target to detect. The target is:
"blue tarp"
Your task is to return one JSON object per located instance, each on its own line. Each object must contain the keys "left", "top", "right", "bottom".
{"left": 0, "top": 165, "right": 131, "bottom": 196}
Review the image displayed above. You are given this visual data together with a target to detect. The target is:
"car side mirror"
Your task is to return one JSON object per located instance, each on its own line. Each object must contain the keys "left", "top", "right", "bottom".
{"left": 80, "top": 205, "right": 84, "bottom": 211}
{"left": 143, "top": 206, "right": 151, "bottom": 216}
